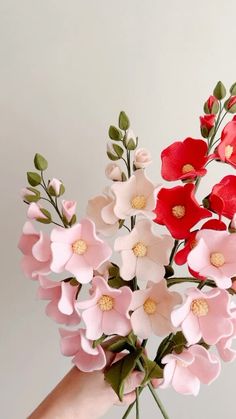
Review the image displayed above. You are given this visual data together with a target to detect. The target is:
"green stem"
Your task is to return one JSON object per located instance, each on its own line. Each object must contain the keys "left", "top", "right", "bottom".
{"left": 40, "top": 172, "right": 67, "bottom": 227}
{"left": 147, "top": 383, "right": 170, "bottom": 419}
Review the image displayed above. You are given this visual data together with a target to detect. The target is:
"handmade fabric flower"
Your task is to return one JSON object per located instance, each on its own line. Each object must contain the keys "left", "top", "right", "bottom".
{"left": 27, "top": 202, "right": 48, "bottom": 221}
{"left": 187, "top": 229, "right": 236, "bottom": 289}
{"left": 171, "top": 287, "right": 232, "bottom": 345}
{"left": 61, "top": 200, "right": 77, "bottom": 224}
{"left": 87, "top": 189, "right": 119, "bottom": 237}
{"left": 200, "top": 114, "right": 215, "bottom": 131}
{"left": 161, "top": 138, "right": 208, "bottom": 181}
{"left": 59, "top": 328, "right": 106, "bottom": 372}
{"left": 77, "top": 276, "right": 132, "bottom": 340}
{"left": 18, "top": 221, "right": 52, "bottom": 279}
{"left": 48, "top": 178, "right": 64, "bottom": 196}
{"left": 105, "top": 163, "right": 122, "bottom": 181}
{"left": 154, "top": 183, "right": 211, "bottom": 239}
{"left": 217, "top": 117, "right": 236, "bottom": 168}
{"left": 111, "top": 169, "right": 157, "bottom": 220}
{"left": 38, "top": 276, "right": 80, "bottom": 325}
{"left": 50, "top": 219, "right": 112, "bottom": 283}
{"left": 160, "top": 345, "right": 221, "bottom": 396}
{"left": 209, "top": 175, "right": 236, "bottom": 219}
{"left": 216, "top": 308, "right": 236, "bottom": 362}
{"left": 204, "top": 95, "right": 219, "bottom": 114}
{"left": 114, "top": 219, "right": 173, "bottom": 286}
{"left": 130, "top": 280, "right": 182, "bottom": 339}
{"left": 134, "top": 148, "right": 152, "bottom": 169}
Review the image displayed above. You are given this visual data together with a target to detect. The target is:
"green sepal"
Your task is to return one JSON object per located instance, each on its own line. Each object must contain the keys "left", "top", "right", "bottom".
{"left": 230, "top": 82, "right": 236, "bottom": 95}
{"left": 34, "top": 153, "right": 48, "bottom": 171}
{"left": 112, "top": 143, "right": 124, "bottom": 158}
{"left": 93, "top": 334, "right": 107, "bottom": 348}
{"left": 118, "top": 219, "right": 125, "bottom": 229}
{"left": 27, "top": 172, "right": 41, "bottom": 186}
{"left": 213, "top": 81, "right": 226, "bottom": 100}
{"left": 141, "top": 356, "right": 163, "bottom": 386}
{"left": 126, "top": 138, "right": 136, "bottom": 150}
{"left": 202, "top": 196, "right": 210, "bottom": 209}
{"left": 118, "top": 111, "right": 130, "bottom": 131}
{"left": 200, "top": 126, "right": 210, "bottom": 139}
{"left": 225, "top": 98, "right": 236, "bottom": 114}
{"left": 24, "top": 187, "right": 41, "bottom": 203}
{"left": 69, "top": 214, "right": 77, "bottom": 226}
{"left": 203, "top": 102, "right": 210, "bottom": 114}
{"left": 107, "top": 151, "right": 120, "bottom": 161}
{"left": 48, "top": 183, "right": 65, "bottom": 197}
{"left": 37, "top": 208, "right": 52, "bottom": 224}
{"left": 109, "top": 125, "right": 123, "bottom": 141}
{"left": 121, "top": 172, "right": 127, "bottom": 181}
{"left": 164, "top": 265, "right": 174, "bottom": 278}
{"left": 104, "top": 348, "right": 143, "bottom": 401}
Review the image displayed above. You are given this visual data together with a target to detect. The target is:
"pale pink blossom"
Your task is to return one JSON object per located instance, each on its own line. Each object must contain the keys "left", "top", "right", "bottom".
{"left": 87, "top": 189, "right": 119, "bottom": 237}
{"left": 77, "top": 276, "right": 132, "bottom": 340}
{"left": 105, "top": 163, "right": 122, "bottom": 181}
{"left": 18, "top": 221, "right": 52, "bottom": 279}
{"left": 27, "top": 202, "right": 47, "bottom": 220}
{"left": 61, "top": 200, "right": 77, "bottom": 223}
{"left": 21, "top": 187, "right": 38, "bottom": 202}
{"left": 216, "top": 308, "right": 236, "bottom": 362}
{"left": 130, "top": 281, "right": 182, "bottom": 339}
{"left": 134, "top": 148, "right": 152, "bottom": 169}
{"left": 48, "top": 178, "right": 63, "bottom": 196}
{"left": 38, "top": 276, "right": 80, "bottom": 325}
{"left": 124, "top": 128, "right": 136, "bottom": 146}
{"left": 187, "top": 229, "right": 236, "bottom": 289}
{"left": 160, "top": 345, "right": 221, "bottom": 396}
{"left": 171, "top": 287, "right": 232, "bottom": 345}
{"left": 114, "top": 219, "right": 173, "bottom": 286}
{"left": 50, "top": 219, "right": 112, "bottom": 283}
{"left": 59, "top": 328, "right": 106, "bottom": 372}
{"left": 111, "top": 169, "right": 158, "bottom": 220}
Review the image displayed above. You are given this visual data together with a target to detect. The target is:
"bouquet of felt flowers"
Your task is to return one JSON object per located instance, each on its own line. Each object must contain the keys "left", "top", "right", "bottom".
{"left": 19, "top": 81, "right": 236, "bottom": 419}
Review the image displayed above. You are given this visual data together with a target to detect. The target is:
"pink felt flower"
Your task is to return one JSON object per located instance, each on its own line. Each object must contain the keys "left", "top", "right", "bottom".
{"left": 87, "top": 189, "right": 119, "bottom": 237}
{"left": 134, "top": 148, "right": 152, "bottom": 169}
{"left": 27, "top": 202, "right": 47, "bottom": 221}
{"left": 50, "top": 219, "right": 112, "bottom": 283}
{"left": 187, "top": 229, "right": 236, "bottom": 289}
{"left": 105, "top": 163, "right": 123, "bottom": 181}
{"left": 111, "top": 169, "right": 158, "bottom": 220}
{"left": 77, "top": 276, "right": 132, "bottom": 340}
{"left": 171, "top": 287, "right": 232, "bottom": 345}
{"left": 59, "top": 328, "right": 106, "bottom": 372}
{"left": 130, "top": 281, "right": 182, "bottom": 339}
{"left": 38, "top": 276, "right": 80, "bottom": 325}
{"left": 114, "top": 219, "right": 173, "bottom": 286}
{"left": 160, "top": 345, "right": 221, "bottom": 396}
{"left": 18, "top": 221, "right": 52, "bottom": 279}
{"left": 61, "top": 200, "right": 77, "bottom": 223}
{"left": 216, "top": 308, "right": 236, "bottom": 362}
{"left": 48, "top": 178, "right": 64, "bottom": 196}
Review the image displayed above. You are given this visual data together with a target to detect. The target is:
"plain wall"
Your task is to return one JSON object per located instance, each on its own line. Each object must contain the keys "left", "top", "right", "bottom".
{"left": 0, "top": 1, "right": 236, "bottom": 418}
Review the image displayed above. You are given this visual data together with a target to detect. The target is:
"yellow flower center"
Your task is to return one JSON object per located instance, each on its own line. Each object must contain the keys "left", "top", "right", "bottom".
{"left": 98, "top": 295, "right": 114, "bottom": 311}
{"left": 132, "top": 242, "right": 147, "bottom": 257}
{"left": 210, "top": 252, "right": 225, "bottom": 268}
{"left": 143, "top": 298, "right": 157, "bottom": 314}
{"left": 172, "top": 205, "right": 186, "bottom": 219}
{"left": 72, "top": 239, "right": 87, "bottom": 255}
{"left": 191, "top": 298, "right": 209, "bottom": 317}
{"left": 225, "top": 145, "right": 233, "bottom": 159}
{"left": 177, "top": 360, "right": 188, "bottom": 368}
{"left": 182, "top": 164, "right": 195, "bottom": 174}
{"left": 131, "top": 195, "right": 146, "bottom": 210}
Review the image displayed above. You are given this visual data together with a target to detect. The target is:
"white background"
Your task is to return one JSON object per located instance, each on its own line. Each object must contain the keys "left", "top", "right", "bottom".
{"left": 0, "top": 1, "right": 236, "bottom": 418}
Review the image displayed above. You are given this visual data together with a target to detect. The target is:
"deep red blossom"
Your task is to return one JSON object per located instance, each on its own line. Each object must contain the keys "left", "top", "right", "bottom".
{"left": 209, "top": 175, "right": 236, "bottom": 219}
{"left": 154, "top": 183, "right": 212, "bottom": 239}
{"left": 161, "top": 138, "right": 208, "bottom": 182}
{"left": 227, "top": 96, "right": 236, "bottom": 111}
{"left": 204, "top": 95, "right": 219, "bottom": 114}
{"left": 200, "top": 114, "right": 215, "bottom": 131}
{"left": 217, "top": 116, "right": 236, "bottom": 168}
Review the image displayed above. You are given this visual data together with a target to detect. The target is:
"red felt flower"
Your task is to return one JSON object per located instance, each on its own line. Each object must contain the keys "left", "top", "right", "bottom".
{"left": 161, "top": 138, "right": 208, "bottom": 181}
{"left": 209, "top": 175, "right": 236, "bottom": 219}
{"left": 200, "top": 114, "right": 215, "bottom": 131}
{"left": 217, "top": 116, "right": 236, "bottom": 168}
{"left": 204, "top": 95, "right": 219, "bottom": 114}
{"left": 154, "top": 183, "right": 212, "bottom": 239}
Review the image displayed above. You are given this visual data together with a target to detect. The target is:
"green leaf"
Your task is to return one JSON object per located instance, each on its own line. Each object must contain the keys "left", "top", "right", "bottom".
{"left": 34, "top": 153, "right": 48, "bottom": 171}
{"left": 108, "top": 276, "right": 128, "bottom": 289}
{"left": 118, "top": 111, "right": 130, "bottom": 130}
{"left": 107, "top": 151, "right": 120, "bottom": 161}
{"left": 108, "top": 125, "right": 123, "bottom": 141}
{"left": 200, "top": 126, "right": 209, "bottom": 139}
{"left": 126, "top": 138, "right": 136, "bottom": 150}
{"left": 230, "top": 82, "right": 236, "bottom": 95}
{"left": 27, "top": 172, "right": 41, "bottom": 186}
{"left": 112, "top": 143, "right": 124, "bottom": 158}
{"left": 203, "top": 102, "right": 210, "bottom": 114}
{"left": 141, "top": 357, "right": 163, "bottom": 386}
{"left": 213, "top": 81, "right": 226, "bottom": 100}
{"left": 105, "top": 348, "right": 142, "bottom": 400}
{"left": 69, "top": 214, "right": 77, "bottom": 226}
{"left": 106, "top": 337, "right": 130, "bottom": 353}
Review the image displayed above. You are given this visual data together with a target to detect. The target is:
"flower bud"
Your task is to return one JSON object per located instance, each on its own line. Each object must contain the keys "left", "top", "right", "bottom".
{"left": 204, "top": 95, "right": 219, "bottom": 114}
{"left": 200, "top": 114, "right": 215, "bottom": 138}
{"left": 134, "top": 148, "right": 152, "bottom": 169}
{"left": 27, "top": 202, "right": 48, "bottom": 221}
{"left": 123, "top": 128, "right": 137, "bottom": 149}
{"left": 21, "top": 187, "right": 40, "bottom": 203}
{"left": 225, "top": 96, "right": 236, "bottom": 113}
{"left": 48, "top": 178, "right": 65, "bottom": 197}
{"left": 105, "top": 163, "right": 122, "bottom": 181}
{"left": 61, "top": 200, "right": 77, "bottom": 224}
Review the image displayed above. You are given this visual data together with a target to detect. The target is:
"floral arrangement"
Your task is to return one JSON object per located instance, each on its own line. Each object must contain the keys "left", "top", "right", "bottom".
{"left": 19, "top": 81, "right": 236, "bottom": 419}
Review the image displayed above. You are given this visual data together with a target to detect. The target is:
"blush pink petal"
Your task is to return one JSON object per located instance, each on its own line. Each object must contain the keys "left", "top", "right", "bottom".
{"left": 32, "top": 231, "right": 51, "bottom": 262}
{"left": 58, "top": 281, "right": 79, "bottom": 315}
{"left": 172, "top": 364, "right": 200, "bottom": 396}
{"left": 136, "top": 256, "right": 165, "bottom": 284}
{"left": 101, "top": 200, "right": 118, "bottom": 225}
{"left": 84, "top": 243, "right": 112, "bottom": 270}
{"left": 50, "top": 242, "right": 72, "bottom": 273}
{"left": 65, "top": 253, "right": 93, "bottom": 283}
{"left": 187, "top": 238, "right": 211, "bottom": 272}
{"left": 130, "top": 289, "right": 150, "bottom": 311}
{"left": 46, "top": 300, "right": 79, "bottom": 325}
{"left": 151, "top": 313, "right": 174, "bottom": 336}
{"left": 114, "top": 287, "right": 132, "bottom": 315}
{"left": 200, "top": 314, "right": 233, "bottom": 345}
{"left": 120, "top": 251, "right": 137, "bottom": 281}
{"left": 59, "top": 329, "right": 81, "bottom": 356}
{"left": 102, "top": 309, "right": 131, "bottom": 336}
{"left": 160, "top": 359, "right": 176, "bottom": 388}
{"left": 114, "top": 233, "right": 138, "bottom": 252}
{"left": 83, "top": 305, "right": 103, "bottom": 340}
{"left": 182, "top": 311, "right": 201, "bottom": 344}
{"left": 131, "top": 306, "right": 152, "bottom": 339}
{"left": 21, "top": 255, "right": 51, "bottom": 279}
{"left": 51, "top": 224, "right": 82, "bottom": 244}
{"left": 189, "top": 345, "right": 221, "bottom": 384}
{"left": 171, "top": 298, "right": 192, "bottom": 327}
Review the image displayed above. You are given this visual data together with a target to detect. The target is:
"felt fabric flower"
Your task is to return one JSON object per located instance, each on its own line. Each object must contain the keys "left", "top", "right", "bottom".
{"left": 114, "top": 219, "right": 173, "bottom": 286}
{"left": 61, "top": 200, "right": 77, "bottom": 223}
{"left": 161, "top": 138, "right": 208, "bottom": 181}
{"left": 204, "top": 95, "right": 219, "bottom": 114}
{"left": 87, "top": 189, "right": 119, "bottom": 237}
{"left": 50, "top": 219, "right": 112, "bottom": 283}
{"left": 134, "top": 148, "right": 152, "bottom": 169}
{"left": 48, "top": 178, "right": 64, "bottom": 196}
{"left": 77, "top": 276, "right": 132, "bottom": 340}
{"left": 200, "top": 114, "right": 215, "bottom": 131}
{"left": 171, "top": 287, "right": 232, "bottom": 345}
{"left": 187, "top": 229, "right": 236, "bottom": 289}
{"left": 38, "top": 276, "right": 80, "bottom": 325}
{"left": 59, "top": 328, "right": 106, "bottom": 372}
{"left": 154, "top": 183, "right": 211, "bottom": 239}
{"left": 216, "top": 308, "right": 236, "bottom": 362}
{"left": 27, "top": 202, "right": 48, "bottom": 221}
{"left": 105, "top": 163, "right": 123, "bottom": 181}
{"left": 111, "top": 169, "right": 157, "bottom": 220}
{"left": 130, "top": 281, "right": 182, "bottom": 339}
{"left": 209, "top": 175, "right": 236, "bottom": 219}
{"left": 160, "top": 345, "right": 221, "bottom": 396}
{"left": 217, "top": 117, "right": 236, "bottom": 168}
{"left": 18, "top": 221, "right": 52, "bottom": 279}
